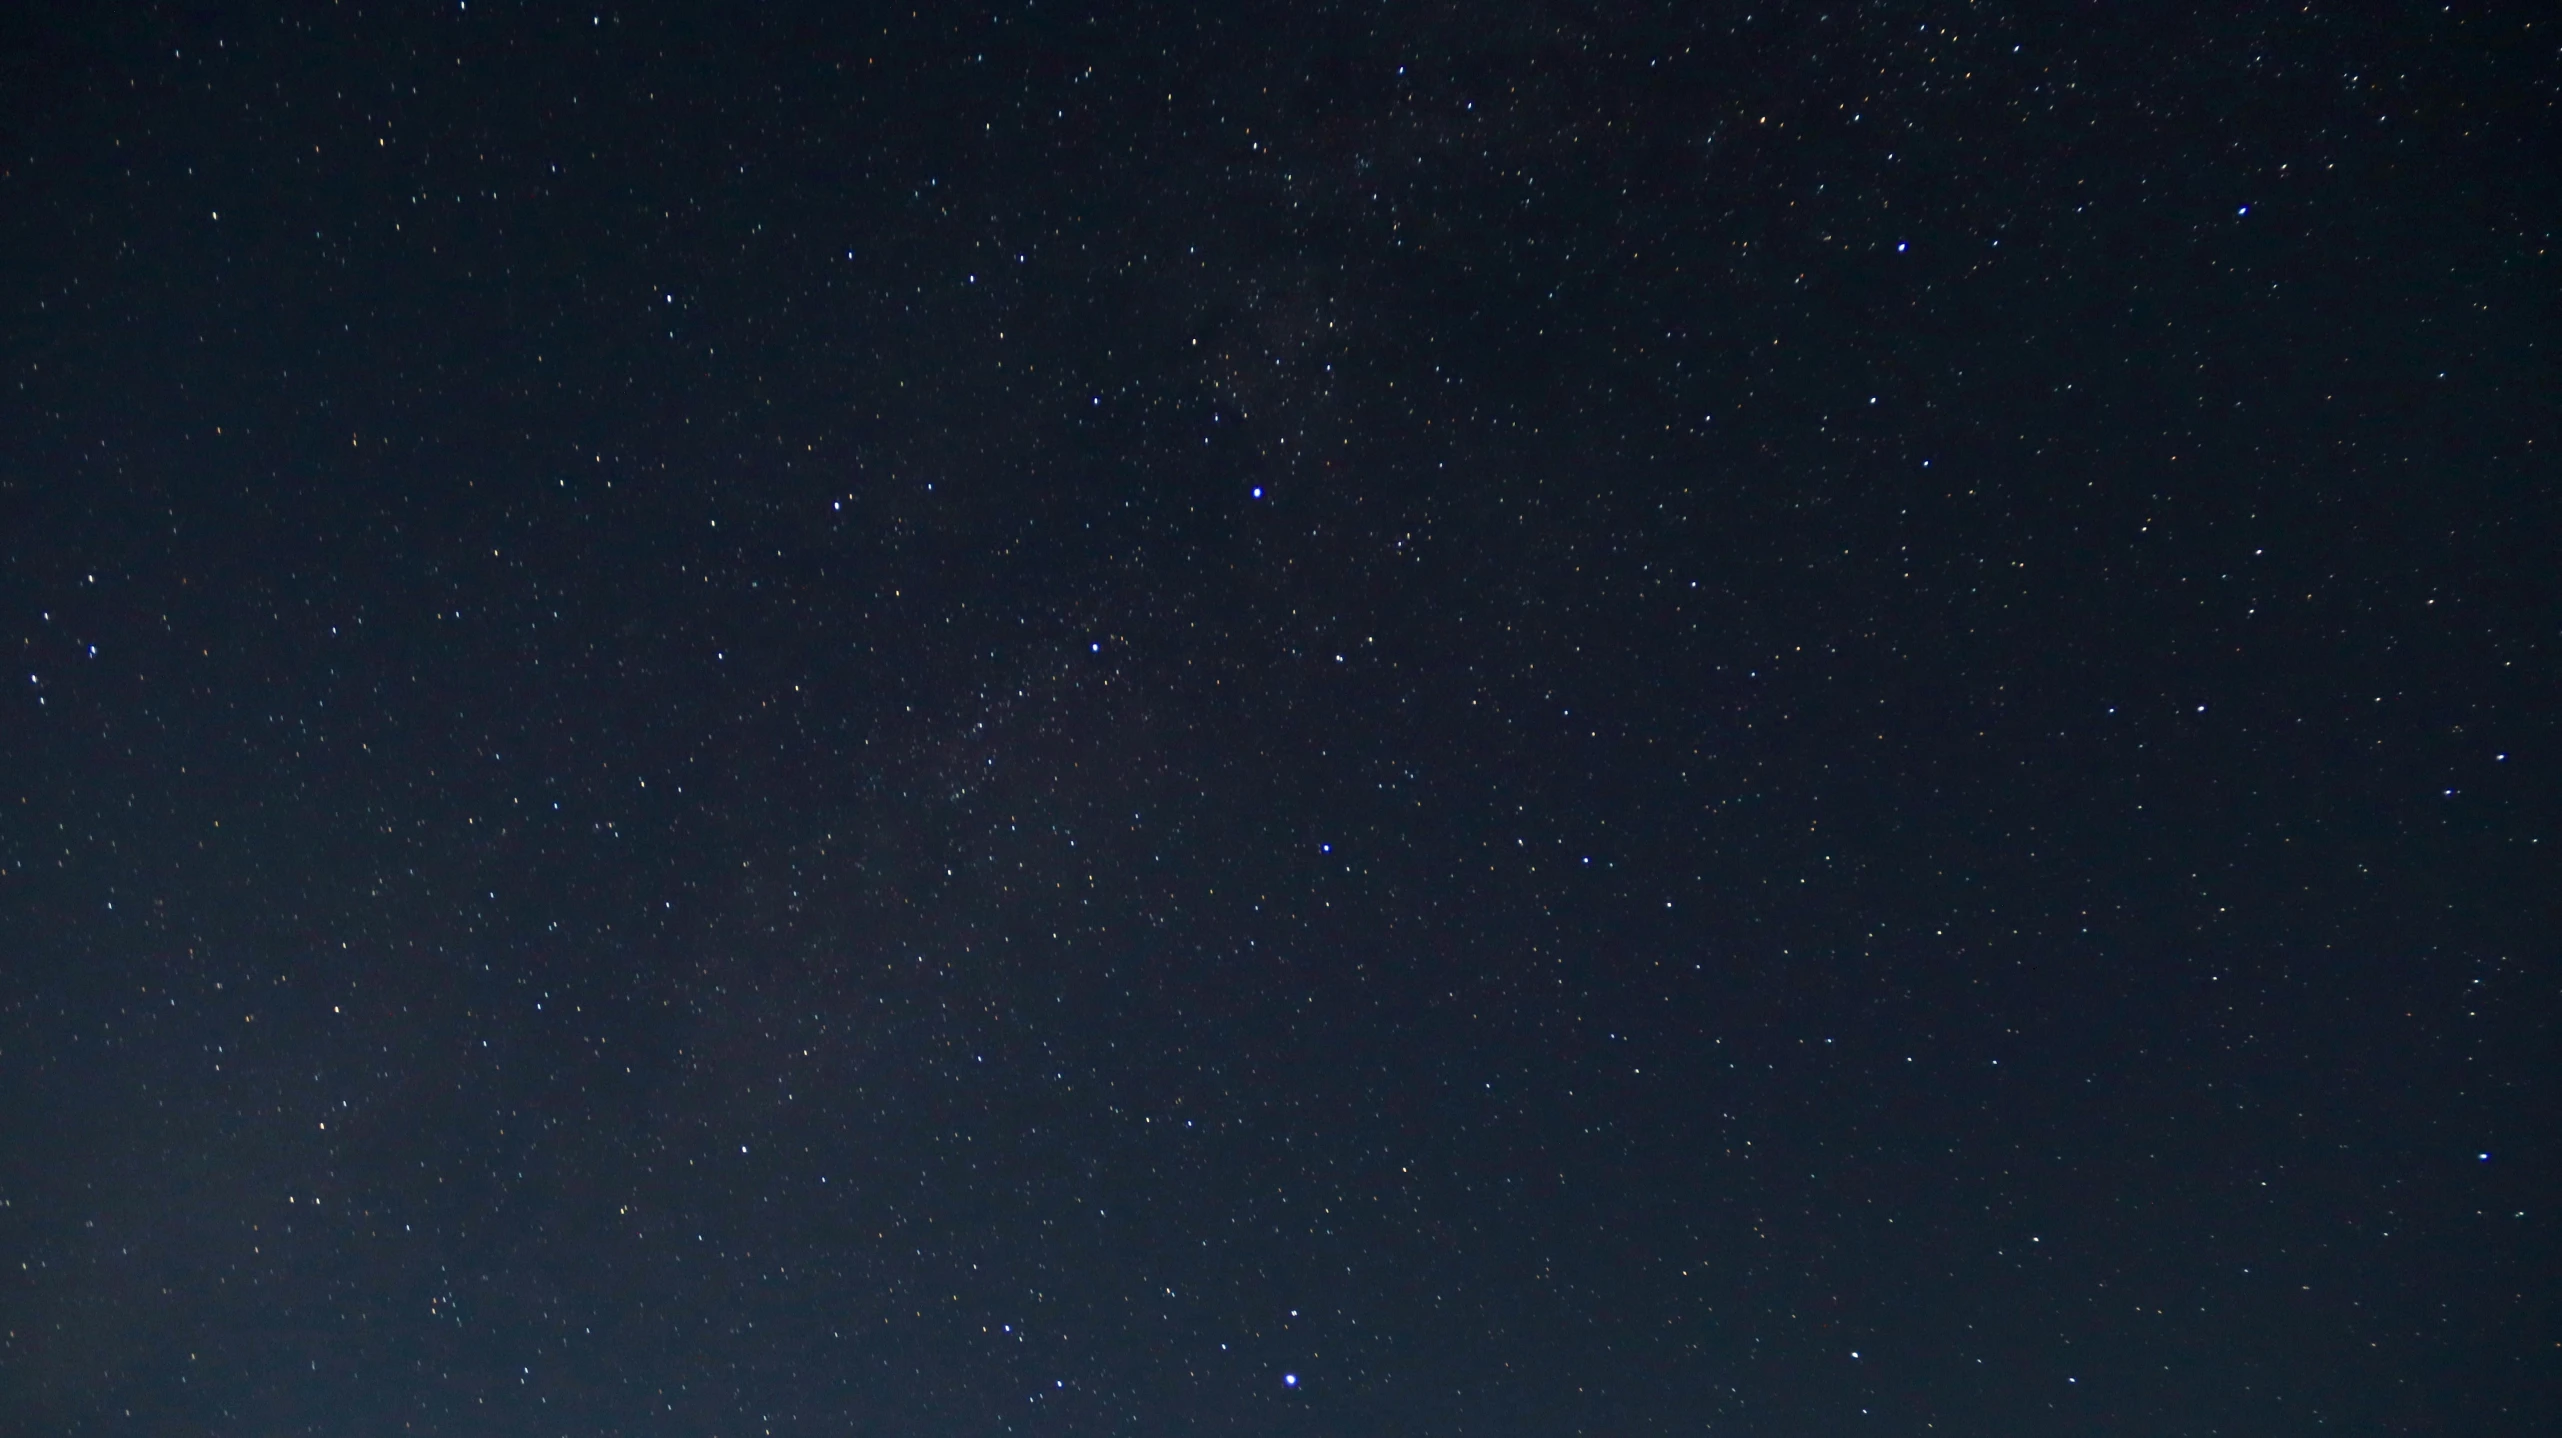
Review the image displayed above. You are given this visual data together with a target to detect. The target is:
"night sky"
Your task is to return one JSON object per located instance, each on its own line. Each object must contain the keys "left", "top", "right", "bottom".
{"left": 3, "top": 3, "right": 2555, "bottom": 1433}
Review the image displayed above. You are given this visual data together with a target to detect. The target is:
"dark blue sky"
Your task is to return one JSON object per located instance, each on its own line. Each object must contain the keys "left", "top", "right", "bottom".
{"left": 2, "top": 2, "right": 2552, "bottom": 1433}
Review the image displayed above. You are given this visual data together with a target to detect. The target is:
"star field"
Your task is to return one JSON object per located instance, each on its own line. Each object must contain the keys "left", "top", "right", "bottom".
{"left": 2, "top": 2, "right": 2554, "bottom": 1434}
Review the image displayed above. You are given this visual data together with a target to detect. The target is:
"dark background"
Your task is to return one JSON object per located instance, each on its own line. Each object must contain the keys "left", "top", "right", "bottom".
{"left": 2, "top": 2, "right": 2554, "bottom": 1433}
